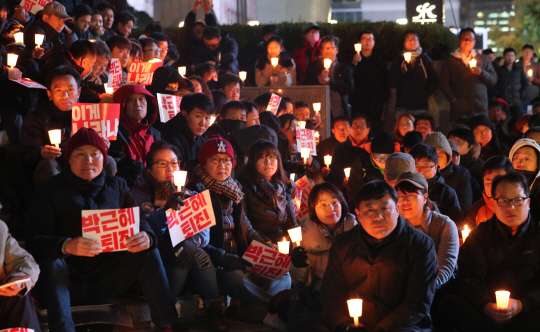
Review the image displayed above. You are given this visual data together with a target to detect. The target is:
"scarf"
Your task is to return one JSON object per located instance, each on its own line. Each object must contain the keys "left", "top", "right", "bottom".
{"left": 451, "top": 48, "right": 477, "bottom": 67}
{"left": 258, "top": 178, "right": 287, "bottom": 213}
{"left": 194, "top": 165, "right": 244, "bottom": 204}
{"left": 319, "top": 220, "right": 345, "bottom": 242}
{"left": 401, "top": 47, "right": 423, "bottom": 69}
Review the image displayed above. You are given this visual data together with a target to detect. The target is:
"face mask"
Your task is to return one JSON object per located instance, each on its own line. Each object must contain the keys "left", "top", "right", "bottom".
{"left": 517, "top": 169, "right": 537, "bottom": 186}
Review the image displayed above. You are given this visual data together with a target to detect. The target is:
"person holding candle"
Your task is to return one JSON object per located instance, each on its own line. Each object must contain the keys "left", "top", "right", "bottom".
{"left": 517, "top": 45, "right": 539, "bottom": 114}
{"left": 291, "top": 22, "right": 322, "bottom": 85}
{"left": 320, "top": 180, "right": 437, "bottom": 332}
{"left": 255, "top": 36, "right": 296, "bottom": 87}
{"left": 494, "top": 48, "right": 529, "bottom": 117}
{"left": 441, "top": 172, "right": 540, "bottom": 331}
{"left": 316, "top": 116, "right": 350, "bottom": 175}
{"left": 1, "top": 2, "right": 32, "bottom": 45}
{"left": 440, "top": 28, "right": 497, "bottom": 121}
{"left": 468, "top": 114, "right": 510, "bottom": 161}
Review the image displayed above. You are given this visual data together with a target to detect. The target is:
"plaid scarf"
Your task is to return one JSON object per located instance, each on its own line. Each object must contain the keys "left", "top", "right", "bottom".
{"left": 194, "top": 165, "right": 244, "bottom": 204}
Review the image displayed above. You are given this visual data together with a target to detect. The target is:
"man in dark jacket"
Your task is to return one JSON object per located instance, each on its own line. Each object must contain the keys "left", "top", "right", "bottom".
{"left": 495, "top": 48, "right": 529, "bottom": 117}
{"left": 66, "top": 4, "right": 94, "bottom": 41}
{"left": 439, "top": 28, "right": 498, "bottom": 121}
{"left": 304, "top": 35, "right": 354, "bottom": 119}
{"left": 441, "top": 172, "right": 540, "bottom": 331}
{"left": 320, "top": 181, "right": 437, "bottom": 332}
{"left": 193, "top": 26, "right": 238, "bottom": 74}
{"left": 291, "top": 22, "right": 322, "bottom": 85}
{"left": 316, "top": 115, "right": 350, "bottom": 172}
{"left": 26, "top": 128, "right": 182, "bottom": 332}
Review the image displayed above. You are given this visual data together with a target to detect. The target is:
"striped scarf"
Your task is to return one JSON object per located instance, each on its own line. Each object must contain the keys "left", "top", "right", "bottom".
{"left": 194, "top": 165, "right": 244, "bottom": 204}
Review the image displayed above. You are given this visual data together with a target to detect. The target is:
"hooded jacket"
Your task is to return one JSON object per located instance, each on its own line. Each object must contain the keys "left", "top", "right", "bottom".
{"left": 347, "top": 152, "right": 385, "bottom": 202}
{"left": 109, "top": 84, "right": 162, "bottom": 163}
{"left": 427, "top": 172, "right": 461, "bottom": 223}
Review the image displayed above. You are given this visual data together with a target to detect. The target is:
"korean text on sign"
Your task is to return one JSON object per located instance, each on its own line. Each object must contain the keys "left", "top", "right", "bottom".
{"left": 243, "top": 240, "right": 291, "bottom": 280}
{"left": 82, "top": 207, "right": 140, "bottom": 252}
{"left": 157, "top": 93, "right": 182, "bottom": 122}
{"left": 166, "top": 190, "right": 216, "bottom": 247}
{"left": 72, "top": 103, "right": 120, "bottom": 140}
{"left": 295, "top": 176, "right": 314, "bottom": 222}
{"left": 9, "top": 78, "right": 47, "bottom": 89}
{"left": 266, "top": 93, "right": 281, "bottom": 114}
{"left": 126, "top": 61, "right": 163, "bottom": 85}
{"left": 20, "top": 0, "right": 51, "bottom": 14}
{"left": 108, "top": 59, "right": 123, "bottom": 88}
{"left": 0, "top": 329, "right": 34, "bottom": 332}
{"left": 296, "top": 128, "right": 317, "bottom": 155}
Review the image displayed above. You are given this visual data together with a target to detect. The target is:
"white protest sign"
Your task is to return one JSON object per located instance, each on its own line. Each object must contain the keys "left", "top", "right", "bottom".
{"left": 20, "top": 0, "right": 51, "bottom": 14}
{"left": 266, "top": 93, "right": 281, "bottom": 114}
{"left": 296, "top": 128, "right": 317, "bottom": 155}
{"left": 82, "top": 207, "right": 140, "bottom": 252}
{"left": 295, "top": 176, "right": 314, "bottom": 222}
{"left": 243, "top": 240, "right": 291, "bottom": 280}
{"left": 157, "top": 93, "right": 182, "bottom": 122}
{"left": 108, "top": 58, "right": 123, "bottom": 88}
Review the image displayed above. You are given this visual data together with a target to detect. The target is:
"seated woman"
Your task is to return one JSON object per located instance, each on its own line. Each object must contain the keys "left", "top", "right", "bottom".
{"left": 393, "top": 112, "right": 414, "bottom": 147}
{"left": 255, "top": 36, "right": 296, "bottom": 87}
{"left": 239, "top": 140, "right": 298, "bottom": 243}
{"left": 186, "top": 135, "right": 291, "bottom": 323}
{"left": 130, "top": 140, "right": 225, "bottom": 331}
{"left": 288, "top": 182, "right": 357, "bottom": 331}
{"left": 468, "top": 115, "right": 510, "bottom": 161}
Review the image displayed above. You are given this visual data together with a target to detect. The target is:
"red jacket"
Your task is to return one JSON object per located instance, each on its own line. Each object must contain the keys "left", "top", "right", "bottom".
{"left": 292, "top": 39, "right": 322, "bottom": 85}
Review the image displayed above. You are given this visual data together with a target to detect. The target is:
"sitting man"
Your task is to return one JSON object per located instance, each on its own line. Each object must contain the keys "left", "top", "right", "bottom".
{"left": 509, "top": 138, "right": 540, "bottom": 221}
{"left": 316, "top": 116, "right": 350, "bottom": 174}
{"left": 320, "top": 180, "right": 437, "bottom": 332}
{"left": 218, "top": 73, "right": 243, "bottom": 101}
{"left": 205, "top": 100, "right": 247, "bottom": 139}
{"left": 26, "top": 128, "right": 182, "bottom": 332}
{"left": 441, "top": 172, "right": 540, "bottom": 331}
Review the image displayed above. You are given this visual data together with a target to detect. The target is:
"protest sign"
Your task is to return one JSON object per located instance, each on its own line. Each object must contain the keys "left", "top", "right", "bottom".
{"left": 296, "top": 128, "right": 316, "bottom": 155}
{"left": 10, "top": 78, "right": 46, "bottom": 89}
{"left": 266, "top": 93, "right": 281, "bottom": 114}
{"left": 157, "top": 93, "right": 182, "bottom": 122}
{"left": 82, "top": 207, "right": 139, "bottom": 252}
{"left": 166, "top": 190, "right": 215, "bottom": 247}
{"left": 108, "top": 58, "right": 123, "bottom": 88}
{"left": 243, "top": 240, "right": 291, "bottom": 280}
{"left": 126, "top": 61, "right": 163, "bottom": 85}
{"left": 295, "top": 176, "right": 314, "bottom": 222}
{"left": 20, "top": 0, "right": 51, "bottom": 14}
{"left": 0, "top": 329, "right": 35, "bottom": 332}
{"left": 72, "top": 103, "right": 120, "bottom": 140}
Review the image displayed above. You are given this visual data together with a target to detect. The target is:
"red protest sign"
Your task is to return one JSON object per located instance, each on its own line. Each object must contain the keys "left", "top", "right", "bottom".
{"left": 157, "top": 93, "right": 182, "bottom": 122}
{"left": 20, "top": 0, "right": 50, "bottom": 14}
{"left": 166, "top": 190, "right": 216, "bottom": 247}
{"left": 126, "top": 61, "right": 163, "bottom": 85}
{"left": 243, "top": 240, "right": 291, "bottom": 280}
{"left": 266, "top": 93, "right": 281, "bottom": 114}
{"left": 10, "top": 78, "right": 46, "bottom": 89}
{"left": 296, "top": 128, "right": 317, "bottom": 155}
{"left": 81, "top": 207, "right": 140, "bottom": 253}
{"left": 295, "top": 176, "right": 314, "bottom": 222}
{"left": 0, "top": 329, "right": 35, "bottom": 332}
{"left": 72, "top": 103, "right": 120, "bottom": 140}
{"left": 108, "top": 58, "right": 123, "bottom": 88}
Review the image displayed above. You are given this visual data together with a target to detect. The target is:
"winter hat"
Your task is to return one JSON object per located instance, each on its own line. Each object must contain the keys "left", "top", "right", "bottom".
{"left": 385, "top": 152, "right": 415, "bottom": 181}
{"left": 424, "top": 132, "right": 452, "bottom": 167}
{"left": 65, "top": 127, "right": 108, "bottom": 160}
{"left": 395, "top": 171, "right": 428, "bottom": 192}
{"left": 448, "top": 139, "right": 460, "bottom": 155}
{"left": 199, "top": 134, "right": 235, "bottom": 166}
{"left": 371, "top": 131, "right": 396, "bottom": 154}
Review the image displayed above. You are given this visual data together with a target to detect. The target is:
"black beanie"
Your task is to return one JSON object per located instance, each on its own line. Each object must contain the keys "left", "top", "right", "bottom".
{"left": 371, "top": 131, "right": 395, "bottom": 154}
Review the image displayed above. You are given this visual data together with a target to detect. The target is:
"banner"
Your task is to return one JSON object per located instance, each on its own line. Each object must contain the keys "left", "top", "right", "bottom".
{"left": 10, "top": 78, "right": 46, "bottom": 89}
{"left": 266, "top": 93, "right": 281, "bottom": 114}
{"left": 157, "top": 93, "right": 182, "bottom": 122}
{"left": 0, "top": 329, "right": 35, "bottom": 332}
{"left": 20, "top": 0, "right": 51, "bottom": 14}
{"left": 295, "top": 176, "right": 314, "bottom": 222}
{"left": 82, "top": 207, "right": 140, "bottom": 252}
{"left": 108, "top": 58, "right": 123, "bottom": 88}
{"left": 296, "top": 128, "right": 316, "bottom": 155}
{"left": 126, "top": 61, "right": 163, "bottom": 85}
{"left": 72, "top": 103, "right": 120, "bottom": 140}
{"left": 243, "top": 240, "right": 291, "bottom": 280}
{"left": 166, "top": 190, "right": 215, "bottom": 247}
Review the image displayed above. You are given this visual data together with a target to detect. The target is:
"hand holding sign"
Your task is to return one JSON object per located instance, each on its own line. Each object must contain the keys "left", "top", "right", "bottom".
{"left": 126, "top": 61, "right": 163, "bottom": 85}
{"left": 0, "top": 276, "right": 30, "bottom": 296}
{"left": 157, "top": 93, "right": 182, "bottom": 122}
{"left": 64, "top": 237, "right": 102, "bottom": 257}
{"left": 72, "top": 103, "right": 120, "bottom": 140}
{"left": 82, "top": 207, "right": 140, "bottom": 252}
{"left": 243, "top": 240, "right": 291, "bottom": 280}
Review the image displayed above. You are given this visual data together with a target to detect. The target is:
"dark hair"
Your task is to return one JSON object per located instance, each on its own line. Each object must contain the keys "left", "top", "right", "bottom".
{"left": 241, "top": 100, "right": 257, "bottom": 114}
{"left": 149, "top": 32, "right": 170, "bottom": 44}
{"left": 415, "top": 113, "right": 435, "bottom": 129}
{"left": 262, "top": 24, "right": 279, "bottom": 36}
{"left": 144, "top": 22, "right": 164, "bottom": 36}
{"left": 203, "top": 26, "right": 221, "bottom": 40}
{"left": 188, "top": 76, "right": 212, "bottom": 99}
{"left": 221, "top": 100, "right": 247, "bottom": 118}
{"left": 321, "top": 35, "right": 339, "bottom": 48}
{"left": 194, "top": 63, "right": 217, "bottom": 78}
{"left": 266, "top": 36, "right": 284, "bottom": 49}
{"left": 403, "top": 131, "right": 423, "bottom": 149}
{"left": 259, "top": 112, "right": 281, "bottom": 135}
{"left": 46, "top": 66, "right": 82, "bottom": 90}
{"left": 218, "top": 73, "right": 243, "bottom": 90}
{"left": 395, "top": 181, "right": 427, "bottom": 196}
{"left": 483, "top": 48, "right": 494, "bottom": 55}
{"left": 409, "top": 144, "right": 438, "bottom": 164}
{"left": 294, "top": 101, "right": 308, "bottom": 109}
{"left": 114, "top": 11, "right": 136, "bottom": 27}
{"left": 211, "top": 90, "right": 228, "bottom": 115}
{"left": 129, "top": 38, "right": 142, "bottom": 59}
{"left": 166, "top": 44, "right": 180, "bottom": 63}
{"left": 394, "top": 113, "right": 415, "bottom": 142}
{"left": 403, "top": 29, "right": 420, "bottom": 41}
{"left": 459, "top": 27, "right": 476, "bottom": 38}
{"left": 244, "top": 140, "right": 289, "bottom": 185}
{"left": 278, "top": 113, "right": 298, "bottom": 130}
{"left": 481, "top": 156, "right": 514, "bottom": 178}
{"left": 354, "top": 180, "right": 397, "bottom": 208}
{"left": 488, "top": 100, "right": 504, "bottom": 111}
{"left": 72, "top": 4, "right": 93, "bottom": 20}
{"left": 106, "top": 35, "right": 131, "bottom": 52}
{"left": 358, "top": 30, "right": 374, "bottom": 41}
{"left": 525, "top": 126, "right": 540, "bottom": 138}
{"left": 351, "top": 113, "right": 370, "bottom": 128}
{"left": 145, "top": 140, "right": 181, "bottom": 168}
{"left": 93, "top": 40, "right": 111, "bottom": 60}
{"left": 523, "top": 44, "right": 534, "bottom": 51}
{"left": 503, "top": 48, "right": 516, "bottom": 56}
{"left": 468, "top": 114, "right": 497, "bottom": 137}
{"left": 94, "top": 2, "right": 115, "bottom": 14}
{"left": 180, "top": 93, "right": 215, "bottom": 115}
{"left": 140, "top": 37, "right": 158, "bottom": 51}
{"left": 69, "top": 40, "right": 96, "bottom": 59}
{"left": 332, "top": 115, "right": 350, "bottom": 128}
{"left": 491, "top": 171, "right": 530, "bottom": 199}
{"left": 447, "top": 125, "right": 476, "bottom": 147}
{"left": 308, "top": 182, "right": 349, "bottom": 225}
{"left": 253, "top": 92, "right": 287, "bottom": 114}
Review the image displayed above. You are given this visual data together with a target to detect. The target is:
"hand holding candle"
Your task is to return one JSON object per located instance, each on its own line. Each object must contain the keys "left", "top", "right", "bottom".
{"left": 313, "top": 102, "right": 321, "bottom": 112}
{"left": 271, "top": 57, "right": 279, "bottom": 67}
{"left": 528, "top": 69, "right": 533, "bottom": 78}
{"left": 323, "top": 59, "right": 332, "bottom": 69}
{"left": 104, "top": 83, "right": 114, "bottom": 94}
{"left": 239, "top": 71, "right": 247, "bottom": 81}
{"left": 347, "top": 299, "right": 363, "bottom": 327}
{"left": 173, "top": 170, "right": 187, "bottom": 190}
{"left": 403, "top": 52, "right": 411, "bottom": 63}
{"left": 7, "top": 54, "right": 18, "bottom": 69}
{"left": 35, "top": 34, "right": 44, "bottom": 47}
{"left": 469, "top": 59, "right": 477, "bottom": 68}
{"left": 278, "top": 238, "right": 290, "bottom": 255}
{"left": 300, "top": 147, "right": 310, "bottom": 164}
{"left": 48, "top": 129, "right": 62, "bottom": 148}
{"left": 462, "top": 225, "right": 471, "bottom": 242}
{"left": 324, "top": 155, "right": 332, "bottom": 168}
{"left": 495, "top": 291, "right": 510, "bottom": 309}
{"left": 344, "top": 167, "right": 351, "bottom": 179}
{"left": 14, "top": 32, "right": 24, "bottom": 44}
{"left": 288, "top": 226, "right": 302, "bottom": 246}
{"left": 290, "top": 173, "right": 295, "bottom": 181}
{"left": 354, "top": 43, "right": 362, "bottom": 53}
{"left": 178, "top": 66, "right": 186, "bottom": 76}
{"left": 299, "top": 121, "right": 306, "bottom": 129}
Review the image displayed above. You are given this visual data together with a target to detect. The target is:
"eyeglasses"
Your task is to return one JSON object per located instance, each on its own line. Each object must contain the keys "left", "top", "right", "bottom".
{"left": 416, "top": 164, "right": 437, "bottom": 172}
{"left": 153, "top": 159, "right": 180, "bottom": 168}
{"left": 493, "top": 197, "right": 527, "bottom": 207}
{"left": 372, "top": 154, "right": 389, "bottom": 164}
{"left": 210, "top": 156, "right": 233, "bottom": 165}
{"left": 352, "top": 125, "right": 368, "bottom": 130}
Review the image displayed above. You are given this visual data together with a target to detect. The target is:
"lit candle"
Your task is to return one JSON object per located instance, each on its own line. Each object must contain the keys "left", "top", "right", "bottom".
{"left": 354, "top": 43, "right": 362, "bottom": 53}
{"left": 239, "top": 71, "right": 247, "bottom": 81}
{"left": 313, "top": 102, "right": 321, "bottom": 112}
{"left": 295, "top": 197, "right": 301, "bottom": 210}
{"left": 469, "top": 59, "right": 477, "bottom": 68}
{"left": 173, "top": 170, "right": 187, "bottom": 190}
{"left": 528, "top": 69, "right": 533, "bottom": 78}
{"left": 347, "top": 299, "right": 363, "bottom": 327}
{"left": 403, "top": 52, "right": 411, "bottom": 63}
{"left": 178, "top": 66, "right": 186, "bottom": 76}
{"left": 149, "top": 58, "right": 162, "bottom": 63}
{"left": 300, "top": 147, "right": 310, "bottom": 164}
{"left": 88, "top": 39, "right": 96, "bottom": 43}
{"left": 278, "top": 238, "right": 290, "bottom": 255}
{"left": 14, "top": 32, "right": 24, "bottom": 44}
{"left": 35, "top": 34, "right": 44, "bottom": 47}
{"left": 323, "top": 58, "right": 332, "bottom": 69}
{"left": 288, "top": 226, "right": 302, "bottom": 246}
{"left": 495, "top": 291, "right": 510, "bottom": 309}
{"left": 271, "top": 57, "right": 279, "bottom": 67}
{"left": 48, "top": 129, "right": 61, "bottom": 148}
{"left": 315, "top": 131, "right": 320, "bottom": 144}
{"left": 7, "top": 54, "right": 18, "bottom": 69}
{"left": 290, "top": 173, "right": 295, "bottom": 182}
{"left": 462, "top": 225, "right": 471, "bottom": 242}
{"left": 344, "top": 167, "right": 351, "bottom": 178}
{"left": 209, "top": 115, "right": 216, "bottom": 126}
{"left": 104, "top": 83, "right": 114, "bottom": 94}
{"left": 299, "top": 121, "right": 306, "bottom": 129}
{"left": 324, "top": 155, "right": 332, "bottom": 168}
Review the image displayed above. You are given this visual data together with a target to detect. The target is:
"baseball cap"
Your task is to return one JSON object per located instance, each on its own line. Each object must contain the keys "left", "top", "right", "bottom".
{"left": 302, "top": 22, "right": 319, "bottom": 34}
{"left": 42, "top": 1, "right": 73, "bottom": 22}
{"left": 395, "top": 171, "right": 428, "bottom": 191}
{"left": 385, "top": 153, "right": 415, "bottom": 181}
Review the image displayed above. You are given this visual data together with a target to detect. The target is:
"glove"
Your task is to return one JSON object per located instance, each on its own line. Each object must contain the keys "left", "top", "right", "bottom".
{"left": 164, "top": 192, "right": 185, "bottom": 211}
{"left": 291, "top": 246, "right": 309, "bottom": 268}
{"left": 221, "top": 254, "right": 253, "bottom": 272}
{"left": 175, "top": 239, "right": 198, "bottom": 269}
{"left": 116, "top": 159, "right": 145, "bottom": 187}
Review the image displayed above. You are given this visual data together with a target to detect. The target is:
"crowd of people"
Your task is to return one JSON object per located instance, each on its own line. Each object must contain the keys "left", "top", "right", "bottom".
{"left": 1, "top": 0, "right": 540, "bottom": 332}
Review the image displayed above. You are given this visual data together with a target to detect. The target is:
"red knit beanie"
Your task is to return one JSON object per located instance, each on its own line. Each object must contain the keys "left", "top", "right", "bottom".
{"left": 199, "top": 135, "right": 235, "bottom": 166}
{"left": 65, "top": 127, "right": 108, "bottom": 160}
